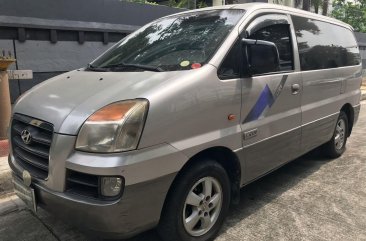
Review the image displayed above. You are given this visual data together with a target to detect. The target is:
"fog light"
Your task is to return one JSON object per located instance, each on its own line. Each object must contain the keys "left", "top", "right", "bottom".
{"left": 101, "top": 177, "right": 123, "bottom": 197}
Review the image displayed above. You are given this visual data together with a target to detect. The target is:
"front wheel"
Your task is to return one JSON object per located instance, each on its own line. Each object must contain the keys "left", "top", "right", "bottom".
{"left": 322, "top": 111, "right": 348, "bottom": 158}
{"left": 158, "top": 159, "right": 231, "bottom": 241}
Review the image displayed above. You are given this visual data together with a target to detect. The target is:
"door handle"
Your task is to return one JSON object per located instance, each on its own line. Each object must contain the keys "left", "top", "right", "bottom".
{"left": 291, "top": 84, "right": 300, "bottom": 95}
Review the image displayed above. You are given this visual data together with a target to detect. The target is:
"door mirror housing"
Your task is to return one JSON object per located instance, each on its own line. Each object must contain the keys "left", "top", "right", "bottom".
{"left": 242, "top": 38, "right": 280, "bottom": 76}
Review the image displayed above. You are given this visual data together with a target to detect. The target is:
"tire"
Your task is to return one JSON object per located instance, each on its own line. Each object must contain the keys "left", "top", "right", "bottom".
{"left": 158, "top": 159, "right": 231, "bottom": 241}
{"left": 322, "top": 111, "right": 348, "bottom": 158}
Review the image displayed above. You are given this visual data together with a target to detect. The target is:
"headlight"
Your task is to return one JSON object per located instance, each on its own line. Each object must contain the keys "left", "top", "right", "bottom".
{"left": 75, "top": 99, "right": 148, "bottom": 153}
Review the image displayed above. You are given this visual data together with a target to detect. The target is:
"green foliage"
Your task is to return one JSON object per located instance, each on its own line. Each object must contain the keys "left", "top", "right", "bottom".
{"left": 145, "top": 1, "right": 158, "bottom": 5}
{"left": 197, "top": 1, "right": 208, "bottom": 8}
{"left": 123, "top": 0, "right": 158, "bottom": 5}
{"left": 168, "top": 0, "right": 178, "bottom": 7}
{"left": 167, "top": 0, "right": 207, "bottom": 9}
{"left": 272, "top": 0, "right": 285, "bottom": 5}
{"left": 122, "top": 0, "right": 208, "bottom": 9}
{"left": 331, "top": 0, "right": 366, "bottom": 32}
{"left": 176, "top": 0, "right": 188, "bottom": 8}
{"left": 312, "top": 0, "right": 322, "bottom": 13}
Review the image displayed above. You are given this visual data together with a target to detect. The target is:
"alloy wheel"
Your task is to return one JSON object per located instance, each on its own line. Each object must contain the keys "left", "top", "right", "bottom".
{"left": 182, "top": 176, "right": 223, "bottom": 237}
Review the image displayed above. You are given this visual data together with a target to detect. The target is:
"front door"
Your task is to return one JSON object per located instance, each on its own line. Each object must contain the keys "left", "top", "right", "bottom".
{"left": 238, "top": 13, "right": 302, "bottom": 183}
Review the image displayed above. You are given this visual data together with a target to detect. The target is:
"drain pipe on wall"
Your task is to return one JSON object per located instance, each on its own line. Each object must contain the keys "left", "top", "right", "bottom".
{"left": 0, "top": 52, "right": 15, "bottom": 140}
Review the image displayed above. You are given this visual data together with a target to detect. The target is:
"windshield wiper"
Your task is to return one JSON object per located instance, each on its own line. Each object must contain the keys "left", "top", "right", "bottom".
{"left": 101, "top": 63, "right": 163, "bottom": 72}
{"left": 86, "top": 64, "right": 109, "bottom": 72}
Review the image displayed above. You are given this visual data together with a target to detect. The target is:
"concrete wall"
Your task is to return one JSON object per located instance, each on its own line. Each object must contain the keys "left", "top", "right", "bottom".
{"left": 355, "top": 32, "right": 366, "bottom": 72}
{"left": 355, "top": 32, "right": 366, "bottom": 84}
{"left": 5, "top": 41, "right": 116, "bottom": 102}
{"left": 15, "top": 41, "right": 115, "bottom": 72}
{"left": 0, "top": 40, "right": 116, "bottom": 102}
{"left": 0, "top": 0, "right": 181, "bottom": 26}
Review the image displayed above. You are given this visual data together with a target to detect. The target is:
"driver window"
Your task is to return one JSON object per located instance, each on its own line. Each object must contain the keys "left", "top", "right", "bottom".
{"left": 247, "top": 15, "right": 294, "bottom": 72}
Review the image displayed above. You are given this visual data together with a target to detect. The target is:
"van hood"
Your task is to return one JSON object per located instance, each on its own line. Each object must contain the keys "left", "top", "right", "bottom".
{"left": 13, "top": 69, "right": 188, "bottom": 135}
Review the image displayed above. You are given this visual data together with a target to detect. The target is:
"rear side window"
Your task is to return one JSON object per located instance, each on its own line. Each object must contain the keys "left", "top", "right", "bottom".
{"left": 291, "top": 15, "right": 361, "bottom": 71}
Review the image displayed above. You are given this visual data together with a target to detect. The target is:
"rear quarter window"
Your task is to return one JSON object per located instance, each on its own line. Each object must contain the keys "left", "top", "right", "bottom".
{"left": 291, "top": 15, "right": 361, "bottom": 71}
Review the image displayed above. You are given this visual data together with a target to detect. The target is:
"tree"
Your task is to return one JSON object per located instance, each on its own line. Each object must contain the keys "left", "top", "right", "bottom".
{"left": 322, "top": 0, "right": 329, "bottom": 15}
{"left": 312, "top": 0, "right": 322, "bottom": 13}
{"left": 303, "top": 0, "right": 310, "bottom": 11}
{"left": 294, "top": 0, "right": 301, "bottom": 8}
{"left": 331, "top": 0, "right": 366, "bottom": 32}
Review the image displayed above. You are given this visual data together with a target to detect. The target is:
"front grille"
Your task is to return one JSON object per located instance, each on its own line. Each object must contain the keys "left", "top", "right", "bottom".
{"left": 66, "top": 170, "right": 99, "bottom": 198}
{"left": 11, "top": 114, "right": 53, "bottom": 180}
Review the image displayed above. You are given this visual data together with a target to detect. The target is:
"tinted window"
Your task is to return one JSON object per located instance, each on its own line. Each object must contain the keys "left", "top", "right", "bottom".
{"left": 248, "top": 24, "right": 293, "bottom": 72}
{"left": 90, "top": 10, "right": 245, "bottom": 72}
{"left": 292, "top": 15, "right": 360, "bottom": 71}
{"left": 218, "top": 39, "right": 241, "bottom": 79}
{"left": 247, "top": 43, "right": 281, "bottom": 75}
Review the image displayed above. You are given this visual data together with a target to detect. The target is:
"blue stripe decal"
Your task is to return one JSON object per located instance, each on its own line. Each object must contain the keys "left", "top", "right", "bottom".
{"left": 243, "top": 75, "right": 288, "bottom": 124}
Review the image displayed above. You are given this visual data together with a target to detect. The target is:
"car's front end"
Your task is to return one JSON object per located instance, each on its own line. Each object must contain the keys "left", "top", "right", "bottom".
{"left": 9, "top": 129, "right": 182, "bottom": 238}
{"left": 8, "top": 71, "right": 188, "bottom": 237}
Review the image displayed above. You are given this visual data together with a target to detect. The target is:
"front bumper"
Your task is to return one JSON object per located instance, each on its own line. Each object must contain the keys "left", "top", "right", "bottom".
{"left": 11, "top": 171, "right": 175, "bottom": 238}
{"left": 9, "top": 133, "right": 188, "bottom": 238}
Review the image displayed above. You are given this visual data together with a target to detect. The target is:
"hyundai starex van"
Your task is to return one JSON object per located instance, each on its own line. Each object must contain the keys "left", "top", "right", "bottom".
{"left": 9, "top": 3, "right": 362, "bottom": 241}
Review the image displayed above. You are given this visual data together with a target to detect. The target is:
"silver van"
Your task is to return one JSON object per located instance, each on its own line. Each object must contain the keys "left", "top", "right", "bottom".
{"left": 9, "top": 3, "right": 362, "bottom": 241}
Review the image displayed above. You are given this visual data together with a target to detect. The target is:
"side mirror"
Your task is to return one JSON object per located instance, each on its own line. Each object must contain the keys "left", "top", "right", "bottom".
{"left": 242, "top": 38, "right": 280, "bottom": 76}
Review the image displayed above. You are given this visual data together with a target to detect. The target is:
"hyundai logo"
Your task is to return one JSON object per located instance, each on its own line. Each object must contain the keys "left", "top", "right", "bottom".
{"left": 21, "top": 129, "right": 32, "bottom": 145}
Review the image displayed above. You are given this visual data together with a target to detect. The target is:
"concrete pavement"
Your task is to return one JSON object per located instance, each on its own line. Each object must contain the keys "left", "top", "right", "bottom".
{"left": 0, "top": 155, "right": 11, "bottom": 196}
{"left": 0, "top": 101, "right": 366, "bottom": 241}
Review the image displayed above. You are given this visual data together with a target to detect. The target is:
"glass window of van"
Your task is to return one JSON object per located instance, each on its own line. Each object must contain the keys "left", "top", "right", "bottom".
{"left": 237, "top": 14, "right": 294, "bottom": 76}
{"left": 218, "top": 14, "right": 295, "bottom": 78}
{"left": 291, "top": 15, "right": 361, "bottom": 71}
{"left": 218, "top": 39, "right": 241, "bottom": 79}
{"left": 248, "top": 23, "right": 294, "bottom": 72}
{"left": 89, "top": 10, "right": 245, "bottom": 72}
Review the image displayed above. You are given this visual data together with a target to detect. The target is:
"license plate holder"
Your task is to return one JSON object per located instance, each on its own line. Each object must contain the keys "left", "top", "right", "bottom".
{"left": 12, "top": 177, "right": 37, "bottom": 213}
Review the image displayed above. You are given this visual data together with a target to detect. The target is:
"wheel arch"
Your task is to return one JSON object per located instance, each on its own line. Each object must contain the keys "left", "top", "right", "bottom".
{"left": 160, "top": 146, "right": 242, "bottom": 219}
{"left": 340, "top": 103, "right": 354, "bottom": 137}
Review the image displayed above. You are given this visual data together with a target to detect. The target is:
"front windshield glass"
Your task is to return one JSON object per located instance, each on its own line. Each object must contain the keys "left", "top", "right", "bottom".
{"left": 90, "top": 9, "right": 245, "bottom": 72}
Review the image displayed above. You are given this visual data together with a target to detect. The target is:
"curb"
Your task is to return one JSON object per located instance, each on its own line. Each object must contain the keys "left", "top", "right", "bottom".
{"left": 0, "top": 155, "right": 12, "bottom": 196}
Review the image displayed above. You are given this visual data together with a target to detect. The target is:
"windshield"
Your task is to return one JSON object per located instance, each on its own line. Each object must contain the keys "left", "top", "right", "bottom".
{"left": 89, "top": 9, "right": 245, "bottom": 72}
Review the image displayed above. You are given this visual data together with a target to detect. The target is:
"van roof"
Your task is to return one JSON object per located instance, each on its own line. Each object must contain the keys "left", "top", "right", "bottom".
{"left": 167, "top": 3, "right": 353, "bottom": 31}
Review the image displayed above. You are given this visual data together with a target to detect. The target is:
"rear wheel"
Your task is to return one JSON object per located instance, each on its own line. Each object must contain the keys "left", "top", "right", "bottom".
{"left": 323, "top": 111, "right": 348, "bottom": 158}
{"left": 158, "top": 159, "right": 231, "bottom": 241}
